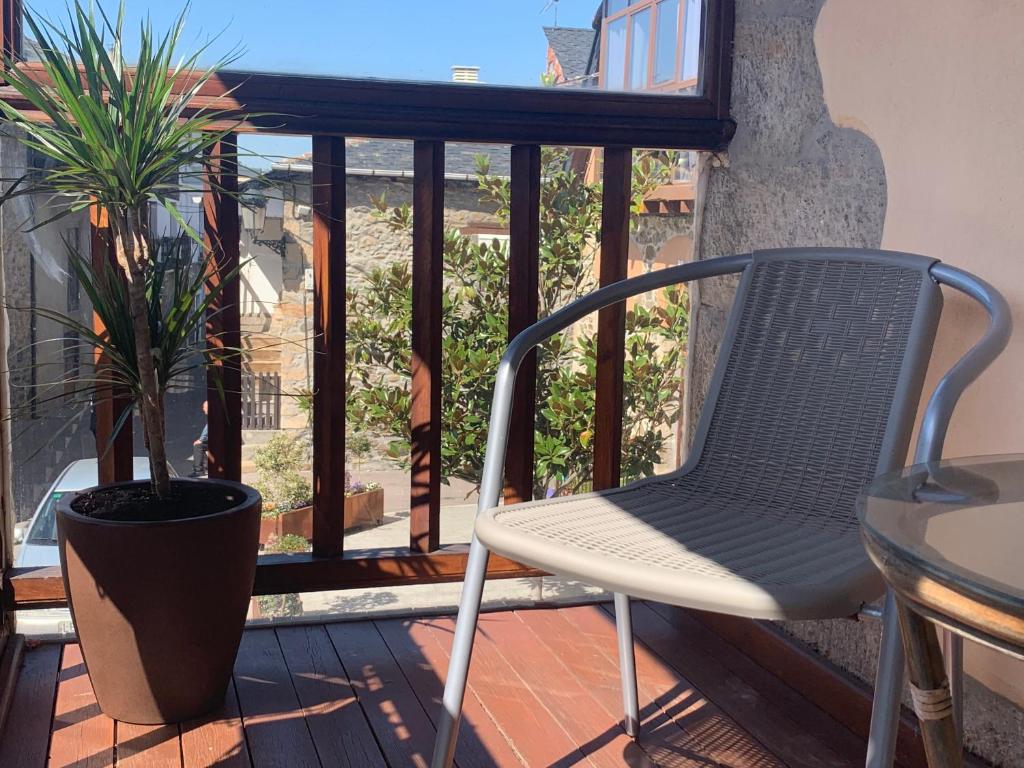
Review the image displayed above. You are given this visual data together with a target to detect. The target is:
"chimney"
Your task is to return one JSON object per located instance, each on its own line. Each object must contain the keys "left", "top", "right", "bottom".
{"left": 451, "top": 65, "right": 480, "bottom": 83}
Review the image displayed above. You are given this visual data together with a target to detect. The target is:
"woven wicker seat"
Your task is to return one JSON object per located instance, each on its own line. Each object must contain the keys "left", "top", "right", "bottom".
{"left": 477, "top": 480, "right": 879, "bottom": 619}
{"left": 432, "top": 249, "right": 1011, "bottom": 768}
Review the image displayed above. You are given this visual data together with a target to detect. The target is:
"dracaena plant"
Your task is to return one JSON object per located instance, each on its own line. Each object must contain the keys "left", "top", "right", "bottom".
{"left": 0, "top": 1, "right": 244, "bottom": 497}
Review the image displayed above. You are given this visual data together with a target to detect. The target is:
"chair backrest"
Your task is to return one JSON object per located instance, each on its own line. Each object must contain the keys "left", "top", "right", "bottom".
{"left": 680, "top": 248, "right": 944, "bottom": 533}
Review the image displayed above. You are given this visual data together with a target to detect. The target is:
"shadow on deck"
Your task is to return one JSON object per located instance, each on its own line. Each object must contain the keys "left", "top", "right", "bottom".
{"left": 1, "top": 602, "right": 891, "bottom": 767}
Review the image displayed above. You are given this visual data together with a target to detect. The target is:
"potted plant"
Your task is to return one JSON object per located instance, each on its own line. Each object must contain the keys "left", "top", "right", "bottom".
{"left": 344, "top": 472, "right": 384, "bottom": 528}
{"left": 251, "top": 433, "right": 313, "bottom": 546}
{"left": 0, "top": 3, "right": 261, "bottom": 724}
{"left": 252, "top": 435, "right": 384, "bottom": 545}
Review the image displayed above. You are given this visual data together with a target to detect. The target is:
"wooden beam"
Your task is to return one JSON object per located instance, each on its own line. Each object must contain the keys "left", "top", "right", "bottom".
{"left": 592, "top": 147, "right": 632, "bottom": 491}
{"left": 4, "top": 548, "right": 545, "bottom": 609}
{"left": 0, "top": 0, "right": 21, "bottom": 63}
{"left": 504, "top": 145, "right": 541, "bottom": 505}
{"left": 310, "top": 136, "right": 347, "bottom": 558}
{"left": 203, "top": 134, "right": 242, "bottom": 481}
{"left": 410, "top": 141, "right": 444, "bottom": 554}
{"left": 0, "top": 29, "right": 736, "bottom": 149}
{"left": 89, "top": 206, "right": 132, "bottom": 484}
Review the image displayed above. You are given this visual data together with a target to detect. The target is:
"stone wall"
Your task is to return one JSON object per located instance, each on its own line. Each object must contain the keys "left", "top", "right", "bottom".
{"left": 685, "top": 1, "right": 1023, "bottom": 763}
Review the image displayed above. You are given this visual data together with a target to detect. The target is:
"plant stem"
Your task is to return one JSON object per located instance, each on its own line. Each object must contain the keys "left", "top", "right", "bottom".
{"left": 113, "top": 206, "right": 172, "bottom": 498}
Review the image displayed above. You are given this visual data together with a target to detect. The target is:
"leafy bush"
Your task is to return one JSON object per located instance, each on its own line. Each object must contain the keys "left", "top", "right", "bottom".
{"left": 263, "top": 533, "right": 311, "bottom": 554}
{"left": 252, "top": 434, "right": 312, "bottom": 512}
{"left": 347, "top": 149, "right": 687, "bottom": 497}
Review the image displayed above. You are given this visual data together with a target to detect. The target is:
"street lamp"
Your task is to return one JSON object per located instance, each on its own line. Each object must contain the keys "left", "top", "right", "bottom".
{"left": 241, "top": 191, "right": 287, "bottom": 257}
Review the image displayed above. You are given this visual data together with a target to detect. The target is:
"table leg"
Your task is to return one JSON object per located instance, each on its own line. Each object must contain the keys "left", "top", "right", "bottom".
{"left": 896, "top": 601, "right": 963, "bottom": 767}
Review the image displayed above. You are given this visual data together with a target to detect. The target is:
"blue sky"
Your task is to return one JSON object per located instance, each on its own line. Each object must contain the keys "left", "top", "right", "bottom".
{"left": 23, "top": 0, "right": 601, "bottom": 166}
{"left": 25, "top": 1, "right": 599, "bottom": 82}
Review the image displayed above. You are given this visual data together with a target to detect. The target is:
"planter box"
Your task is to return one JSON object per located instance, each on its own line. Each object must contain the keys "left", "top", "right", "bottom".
{"left": 258, "top": 488, "right": 384, "bottom": 546}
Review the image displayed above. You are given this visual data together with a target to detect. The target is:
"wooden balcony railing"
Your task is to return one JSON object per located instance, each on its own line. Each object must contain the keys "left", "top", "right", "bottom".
{"left": 1, "top": 0, "right": 735, "bottom": 610}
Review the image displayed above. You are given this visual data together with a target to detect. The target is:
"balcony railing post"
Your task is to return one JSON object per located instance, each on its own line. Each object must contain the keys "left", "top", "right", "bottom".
{"left": 89, "top": 206, "right": 133, "bottom": 484}
{"left": 311, "top": 136, "right": 347, "bottom": 558}
{"left": 1, "top": 0, "right": 21, "bottom": 64}
{"left": 410, "top": 141, "right": 444, "bottom": 553}
{"left": 592, "top": 147, "right": 633, "bottom": 491}
{"left": 203, "top": 134, "right": 242, "bottom": 481}
{"left": 504, "top": 145, "right": 541, "bottom": 505}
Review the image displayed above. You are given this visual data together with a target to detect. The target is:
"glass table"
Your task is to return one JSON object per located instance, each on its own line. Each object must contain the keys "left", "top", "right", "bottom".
{"left": 859, "top": 455, "right": 1024, "bottom": 767}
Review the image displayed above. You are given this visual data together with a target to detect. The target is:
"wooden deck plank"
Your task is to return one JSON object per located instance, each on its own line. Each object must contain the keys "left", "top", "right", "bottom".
{"left": 621, "top": 602, "right": 859, "bottom": 768}
{"left": 232, "top": 629, "right": 320, "bottom": 768}
{"left": 116, "top": 722, "right": 181, "bottom": 768}
{"left": 427, "top": 616, "right": 592, "bottom": 768}
{"left": 519, "top": 606, "right": 743, "bottom": 768}
{"left": 480, "top": 611, "right": 644, "bottom": 768}
{"left": 646, "top": 604, "right": 873, "bottom": 766}
{"left": 48, "top": 645, "right": 114, "bottom": 768}
{"left": 14, "top": 606, "right": 878, "bottom": 768}
{"left": 326, "top": 620, "right": 437, "bottom": 768}
{"left": 0, "top": 642, "right": 60, "bottom": 768}
{"left": 375, "top": 617, "right": 524, "bottom": 768}
{"left": 275, "top": 625, "right": 385, "bottom": 768}
{"left": 180, "top": 682, "right": 251, "bottom": 768}
{"left": 569, "top": 605, "right": 786, "bottom": 768}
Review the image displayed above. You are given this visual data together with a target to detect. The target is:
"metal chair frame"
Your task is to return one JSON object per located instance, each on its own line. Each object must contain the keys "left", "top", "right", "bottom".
{"left": 430, "top": 250, "right": 1011, "bottom": 768}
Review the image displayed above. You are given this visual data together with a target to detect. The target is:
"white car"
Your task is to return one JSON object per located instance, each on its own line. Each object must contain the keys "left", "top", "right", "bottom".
{"left": 15, "top": 457, "right": 163, "bottom": 638}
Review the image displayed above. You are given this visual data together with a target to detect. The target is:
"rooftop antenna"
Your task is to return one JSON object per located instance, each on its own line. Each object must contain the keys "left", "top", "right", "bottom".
{"left": 541, "top": 0, "right": 559, "bottom": 26}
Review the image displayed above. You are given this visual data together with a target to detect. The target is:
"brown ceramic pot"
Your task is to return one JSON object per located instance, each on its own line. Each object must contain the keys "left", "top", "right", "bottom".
{"left": 56, "top": 478, "right": 261, "bottom": 724}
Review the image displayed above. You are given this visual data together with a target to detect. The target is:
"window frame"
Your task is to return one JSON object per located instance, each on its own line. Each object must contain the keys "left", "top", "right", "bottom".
{"left": 600, "top": 0, "right": 701, "bottom": 94}
{"left": 0, "top": 0, "right": 735, "bottom": 149}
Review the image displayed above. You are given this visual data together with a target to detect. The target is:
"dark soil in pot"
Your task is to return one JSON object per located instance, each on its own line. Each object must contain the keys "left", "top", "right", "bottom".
{"left": 57, "top": 478, "right": 261, "bottom": 724}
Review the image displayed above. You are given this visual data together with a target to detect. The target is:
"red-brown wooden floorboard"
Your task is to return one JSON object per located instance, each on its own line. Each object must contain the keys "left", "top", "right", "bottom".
{"left": 5, "top": 604, "right": 888, "bottom": 767}
{"left": 275, "top": 625, "right": 385, "bottom": 768}
{"left": 325, "top": 620, "right": 438, "bottom": 768}
{"left": 232, "top": 629, "right": 320, "bottom": 768}
{"left": 115, "top": 721, "right": 181, "bottom": 768}
{"left": 374, "top": 617, "right": 524, "bottom": 768}
{"left": 180, "top": 683, "right": 250, "bottom": 768}
{"left": 620, "top": 602, "right": 861, "bottom": 768}
{"left": 0, "top": 642, "right": 60, "bottom": 768}
{"left": 49, "top": 645, "right": 115, "bottom": 768}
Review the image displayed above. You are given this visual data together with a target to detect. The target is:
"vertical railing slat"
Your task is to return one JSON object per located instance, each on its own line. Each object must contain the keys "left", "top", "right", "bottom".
{"left": 203, "top": 134, "right": 242, "bottom": 481}
{"left": 1, "top": 0, "right": 21, "bottom": 63}
{"left": 410, "top": 141, "right": 444, "bottom": 553}
{"left": 90, "top": 206, "right": 132, "bottom": 483}
{"left": 504, "top": 145, "right": 541, "bottom": 505}
{"left": 592, "top": 147, "right": 632, "bottom": 491}
{"left": 311, "top": 135, "right": 347, "bottom": 558}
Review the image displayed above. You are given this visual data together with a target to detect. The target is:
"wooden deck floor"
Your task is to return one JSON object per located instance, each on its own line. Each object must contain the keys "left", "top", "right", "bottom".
{"left": 0, "top": 602, "right": 879, "bottom": 768}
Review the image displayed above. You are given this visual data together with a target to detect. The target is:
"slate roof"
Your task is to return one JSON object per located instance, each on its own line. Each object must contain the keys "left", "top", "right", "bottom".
{"left": 266, "top": 139, "right": 511, "bottom": 179}
{"left": 543, "top": 26, "right": 599, "bottom": 83}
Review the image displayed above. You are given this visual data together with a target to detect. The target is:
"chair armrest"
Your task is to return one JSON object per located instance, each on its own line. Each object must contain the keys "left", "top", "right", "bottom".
{"left": 914, "top": 263, "right": 1012, "bottom": 464}
{"left": 474, "top": 253, "right": 753, "bottom": 513}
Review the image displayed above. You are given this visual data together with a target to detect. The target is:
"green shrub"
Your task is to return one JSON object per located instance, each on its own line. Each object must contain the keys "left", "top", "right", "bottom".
{"left": 252, "top": 434, "right": 312, "bottom": 511}
{"left": 347, "top": 149, "right": 686, "bottom": 497}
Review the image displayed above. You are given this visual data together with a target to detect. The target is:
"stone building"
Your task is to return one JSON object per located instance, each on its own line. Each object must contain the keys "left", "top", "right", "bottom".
{"left": 237, "top": 138, "right": 694, "bottom": 470}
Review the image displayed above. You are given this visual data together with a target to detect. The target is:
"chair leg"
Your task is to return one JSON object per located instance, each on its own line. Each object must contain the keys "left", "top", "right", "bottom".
{"left": 866, "top": 590, "right": 906, "bottom": 768}
{"left": 942, "top": 629, "right": 964, "bottom": 739}
{"left": 431, "top": 536, "right": 490, "bottom": 768}
{"left": 614, "top": 592, "right": 640, "bottom": 738}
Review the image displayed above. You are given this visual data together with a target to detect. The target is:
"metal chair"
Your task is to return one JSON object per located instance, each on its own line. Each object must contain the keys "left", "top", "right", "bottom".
{"left": 431, "top": 248, "right": 1011, "bottom": 768}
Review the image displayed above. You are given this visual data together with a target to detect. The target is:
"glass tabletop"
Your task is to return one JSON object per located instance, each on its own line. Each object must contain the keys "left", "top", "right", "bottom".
{"left": 858, "top": 454, "right": 1024, "bottom": 608}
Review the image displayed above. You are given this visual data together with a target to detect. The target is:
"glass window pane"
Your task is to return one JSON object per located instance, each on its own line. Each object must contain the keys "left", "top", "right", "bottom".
{"left": 607, "top": 0, "right": 630, "bottom": 15}
{"left": 605, "top": 16, "right": 628, "bottom": 90}
{"left": 653, "top": 0, "right": 680, "bottom": 84}
{"left": 629, "top": 8, "right": 652, "bottom": 90}
{"left": 682, "top": 0, "right": 702, "bottom": 82}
